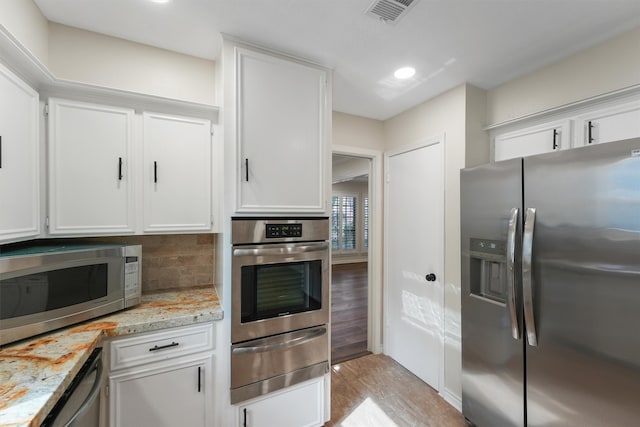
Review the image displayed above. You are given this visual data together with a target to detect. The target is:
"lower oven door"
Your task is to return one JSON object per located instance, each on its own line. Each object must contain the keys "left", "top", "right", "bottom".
{"left": 230, "top": 325, "right": 329, "bottom": 404}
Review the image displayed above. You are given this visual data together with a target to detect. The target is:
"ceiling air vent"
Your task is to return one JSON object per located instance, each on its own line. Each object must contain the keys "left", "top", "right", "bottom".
{"left": 365, "top": 0, "right": 419, "bottom": 24}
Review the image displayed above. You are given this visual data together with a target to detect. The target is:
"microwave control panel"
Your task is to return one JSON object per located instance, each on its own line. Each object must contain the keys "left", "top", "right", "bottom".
{"left": 265, "top": 223, "right": 303, "bottom": 238}
{"left": 124, "top": 245, "right": 142, "bottom": 307}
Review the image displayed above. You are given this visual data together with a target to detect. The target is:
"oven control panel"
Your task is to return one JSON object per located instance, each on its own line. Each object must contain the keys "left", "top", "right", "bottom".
{"left": 265, "top": 223, "right": 303, "bottom": 238}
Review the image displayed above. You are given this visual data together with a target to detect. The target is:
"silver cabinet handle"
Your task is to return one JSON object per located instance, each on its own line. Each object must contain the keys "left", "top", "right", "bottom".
{"left": 233, "top": 242, "right": 329, "bottom": 257}
{"left": 507, "top": 207, "right": 520, "bottom": 340}
{"left": 232, "top": 326, "right": 326, "bottom": 355}
{"left": 522, "top": 207, "right": 538, "bottom": 347}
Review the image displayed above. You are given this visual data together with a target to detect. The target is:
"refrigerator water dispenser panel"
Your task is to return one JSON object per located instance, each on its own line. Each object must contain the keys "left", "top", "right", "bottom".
{"left": 469, "top": 238, "right": 507, "bottom": 304}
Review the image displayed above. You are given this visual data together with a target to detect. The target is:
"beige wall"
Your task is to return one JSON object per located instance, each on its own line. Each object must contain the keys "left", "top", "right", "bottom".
{"left": 0, "top": 3, "right": 216, "bottom": 105}
{"left": 83, "top": 234, "right": 216, "bottom": 293}
{"left": 465, "top": 84, "right": 489, "bottom": 167}
{"left": 332, "top": 111, "right": 385, "bottom": 151}
{"left": 0, "top": 0, "right": 49, "bottom": 66}
{"left": 48, "top": 23, "right": 216, "bottom": 105}
{"left": 383, "top": 83, "right": 467, "bottom": 399}
{"left": 487, "top": 26, "right": 640, "bottom": 125}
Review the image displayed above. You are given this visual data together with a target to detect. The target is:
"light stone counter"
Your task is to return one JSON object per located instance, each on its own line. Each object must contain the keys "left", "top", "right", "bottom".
{"left": 0, "top": 287, "right": 222, "bottom": 427}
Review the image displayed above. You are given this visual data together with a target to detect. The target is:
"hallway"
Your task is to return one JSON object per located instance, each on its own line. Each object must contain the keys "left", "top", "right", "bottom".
{"left": 331, "top": 262, "right": 369, "bottom": 363}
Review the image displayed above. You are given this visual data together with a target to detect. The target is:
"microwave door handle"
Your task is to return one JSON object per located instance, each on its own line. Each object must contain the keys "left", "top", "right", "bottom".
{"left": 507, "top": 207, "right": 520, "bottom": 340}
{"left": 233, "top": 242, "right": 329, "bottom": 257}
{"left": 522, "top": 207, "right": 538, "bottom": 347}
{"left": 232, "top": 326, "right": 327, "bottom": 355}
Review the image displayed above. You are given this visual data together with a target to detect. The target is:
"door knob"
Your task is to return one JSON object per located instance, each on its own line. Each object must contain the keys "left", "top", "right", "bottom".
{"left": 425, "top": 273, "right": 436, "bottom": 282}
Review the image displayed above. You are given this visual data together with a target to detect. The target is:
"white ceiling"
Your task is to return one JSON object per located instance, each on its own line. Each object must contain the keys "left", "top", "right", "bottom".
{"left": 34, "top": 0, "right": 640, "bottom": 120}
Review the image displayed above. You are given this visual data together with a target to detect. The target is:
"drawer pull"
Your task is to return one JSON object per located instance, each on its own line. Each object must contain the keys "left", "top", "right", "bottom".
{"left": 149, "top": 341, "right": 179, "bottom": 352}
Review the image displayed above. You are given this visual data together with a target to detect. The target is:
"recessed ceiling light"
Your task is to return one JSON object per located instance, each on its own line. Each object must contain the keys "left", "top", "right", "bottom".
{"left": 149, "top": 0, "right": 172, "bottom": 4}
{"left": 394, "top": 67, "right": 416, "bottom": 79}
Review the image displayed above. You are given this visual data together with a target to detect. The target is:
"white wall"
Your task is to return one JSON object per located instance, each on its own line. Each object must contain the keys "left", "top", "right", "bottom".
{"left": 487, "top": 26, "right": 640, "bottom": 126}
{"left": 0, "top": 0, "right": 49, "bottom": 66}
{"left": 48, "top": 23, "right": 216, "bottom": 105}
{"left": 383, "top": 83, "right": 468, "bottom": 401}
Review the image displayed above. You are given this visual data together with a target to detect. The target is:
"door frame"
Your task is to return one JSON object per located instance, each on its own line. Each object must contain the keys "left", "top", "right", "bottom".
{"left": 331, "top": 144, "right": 383, "bottom": 354}
{"left": 383, "top": 135, "right": 446, "bottom": 391}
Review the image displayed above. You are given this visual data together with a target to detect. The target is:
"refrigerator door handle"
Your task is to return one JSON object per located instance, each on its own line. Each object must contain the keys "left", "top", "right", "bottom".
{"left": 523, "top": 207, "right": 538, "bottom": 347}
{"left": 507, "top": 207, "right": 520, "bottom": 340}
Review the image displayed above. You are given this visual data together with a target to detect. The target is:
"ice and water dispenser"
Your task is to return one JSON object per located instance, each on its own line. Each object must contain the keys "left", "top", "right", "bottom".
{"left": 469, "top": 238, "right": 508, "bottom": 303}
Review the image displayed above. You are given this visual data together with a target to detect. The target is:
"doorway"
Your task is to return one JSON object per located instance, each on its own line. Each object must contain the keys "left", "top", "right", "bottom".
{"left": 330, "top": 146, "right": 383, "bottom": 364}
{"left": 331, "top": 153, "right": 369, "bottom": 363}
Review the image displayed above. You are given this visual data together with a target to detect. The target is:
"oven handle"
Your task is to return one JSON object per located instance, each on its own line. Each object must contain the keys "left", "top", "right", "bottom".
{"left": 233, "top": 242, "right": 329, "bottom": 257}
{"left": 232, "top": 326, "right": 327, "bottom": 355}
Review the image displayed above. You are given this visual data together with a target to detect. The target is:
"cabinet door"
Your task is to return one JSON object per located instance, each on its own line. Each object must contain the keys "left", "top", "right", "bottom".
{"left": 238, "top": 377, "right": 325, "bottom": 427}
{"left": 110, "top": 355, "right": 212, "bottom": 427}
{"left": 493, "top": 120, "right": 571, "bottom": 162}
{"left": 236, "top": 47, "right": 328, "bottom": 214}
{"left": 48, "top": 99, "right": 135, "bottom": 235}
{"left": 575, "top": 101, "right": 640, "bottom": 146}
{"left": 0, "top": 63, "right": 39, "bottom": 243}
{"left": 143, "top": 113, "right": 212, "bottom": 232}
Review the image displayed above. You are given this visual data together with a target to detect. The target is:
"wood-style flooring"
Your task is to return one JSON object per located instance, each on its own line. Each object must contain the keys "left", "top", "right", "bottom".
{"left": 331, "top": 262, "right": 370, "bottom": 364}
{"left": 327, "top": 354, "right": 468, "bottom": 427}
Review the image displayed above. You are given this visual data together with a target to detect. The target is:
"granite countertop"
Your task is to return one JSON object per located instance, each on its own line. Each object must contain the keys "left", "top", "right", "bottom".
{"left": 0, "top": 287, "right": 223, "bottom": 427}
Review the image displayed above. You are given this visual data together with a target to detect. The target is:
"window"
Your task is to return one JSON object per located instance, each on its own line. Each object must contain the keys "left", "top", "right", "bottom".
{"left": 332, "top": 193, "right": 368, "bottom": 254}
{"left": 332, "top": 195, "right": 357, "bottom": 251}
{"left": 364, "top": 197, "right": 369, "bottom": 249}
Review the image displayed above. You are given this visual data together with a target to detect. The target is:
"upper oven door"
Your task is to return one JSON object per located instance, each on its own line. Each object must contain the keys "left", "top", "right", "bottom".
{"left": 232, "top": 241, "right": 329, "bottom": 343}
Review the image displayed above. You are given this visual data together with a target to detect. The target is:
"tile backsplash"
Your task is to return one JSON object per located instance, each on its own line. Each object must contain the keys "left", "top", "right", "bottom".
{"left": 86, "top": 234, "right": 216, "bottom": 293}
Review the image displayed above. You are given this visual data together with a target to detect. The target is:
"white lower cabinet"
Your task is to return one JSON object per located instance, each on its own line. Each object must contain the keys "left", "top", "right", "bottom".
{"left": 107, "top": 323, "right": 214, "bottom": 427}
{"left": 237, "top": 377, "right": 325, "bottom": 427}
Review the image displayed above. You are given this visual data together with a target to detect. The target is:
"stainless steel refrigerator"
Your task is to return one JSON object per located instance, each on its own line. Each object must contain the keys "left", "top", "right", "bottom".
{"left": 461, "top": 138, "right": 640, "bottom": 427}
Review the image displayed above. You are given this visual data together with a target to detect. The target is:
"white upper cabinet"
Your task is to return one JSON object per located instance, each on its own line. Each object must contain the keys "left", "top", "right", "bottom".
{"left": 142, "top": 113, "right": 213, "bottom": 233}
{"left": 494, "top": 120, "right": 571, "bottom": 162}
{"left": 0, "top": 63, "right": 40, "bottom": 243}
{"left": 48, "top": 98, "right": 135, "bottom": 235}
{"left": 234, "top": 46, "right": 330, "bottom": 214}
{"left": 491, "top": 92, "right": 640, "bottom": 162}
{"left": 574, "top": 100, "right": 640, "bottom": 146}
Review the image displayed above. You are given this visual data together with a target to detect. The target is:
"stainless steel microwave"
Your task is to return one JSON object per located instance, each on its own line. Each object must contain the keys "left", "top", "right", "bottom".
{"left": 0, "top": 243, "right": 141, "bottom": 346}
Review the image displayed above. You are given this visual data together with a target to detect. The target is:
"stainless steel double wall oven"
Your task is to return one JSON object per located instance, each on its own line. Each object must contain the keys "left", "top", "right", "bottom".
{"left": 230, "top": 217, "right": 330, "bottom": 403}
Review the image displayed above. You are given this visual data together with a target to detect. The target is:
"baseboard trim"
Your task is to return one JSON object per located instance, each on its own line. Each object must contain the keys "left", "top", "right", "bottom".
{"left": 440, "top": 389, "right": 462, "bottom": 413}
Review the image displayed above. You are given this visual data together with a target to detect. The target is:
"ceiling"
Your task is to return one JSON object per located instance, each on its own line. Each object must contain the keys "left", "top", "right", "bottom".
{"left": 33, "top": 0, "right": 640, "bottom": 120}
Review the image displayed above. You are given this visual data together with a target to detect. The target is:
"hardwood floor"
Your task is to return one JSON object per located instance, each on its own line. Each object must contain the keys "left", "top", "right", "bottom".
{"left": 331, "top": 262, "right": 370, "bottom": 364}
{"left": 327, "top": 354, "right": 467, "bottom": 427}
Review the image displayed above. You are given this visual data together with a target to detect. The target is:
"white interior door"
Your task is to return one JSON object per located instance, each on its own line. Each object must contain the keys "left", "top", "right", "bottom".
{"left": 384, "top": 139, "right": 444, "bottom": 390}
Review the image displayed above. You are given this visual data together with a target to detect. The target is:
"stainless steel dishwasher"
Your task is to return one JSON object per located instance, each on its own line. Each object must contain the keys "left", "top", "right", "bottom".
{"left": 41, "top": 348, "right": 103, "bottom": 427}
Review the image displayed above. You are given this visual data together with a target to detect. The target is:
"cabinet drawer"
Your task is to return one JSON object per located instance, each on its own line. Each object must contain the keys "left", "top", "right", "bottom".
{"left": 110, "top": 323, "right": 214, "bottom": 371}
